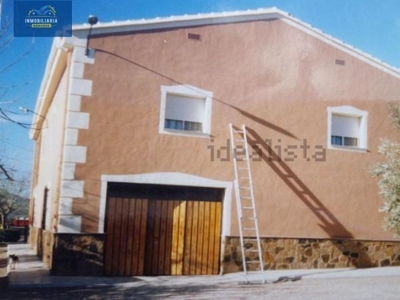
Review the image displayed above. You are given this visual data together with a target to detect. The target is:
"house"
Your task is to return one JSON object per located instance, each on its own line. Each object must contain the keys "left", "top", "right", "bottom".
{"left": 28, "top": 8, "right": 400, "bottom": 276}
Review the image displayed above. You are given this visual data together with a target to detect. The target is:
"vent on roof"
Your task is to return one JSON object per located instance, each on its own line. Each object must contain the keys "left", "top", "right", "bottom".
{"left": 188, "top": 33, "right": 201, "bottom": 41}
{"left": 335, "top": 59, "right": 346, "bottom": 66}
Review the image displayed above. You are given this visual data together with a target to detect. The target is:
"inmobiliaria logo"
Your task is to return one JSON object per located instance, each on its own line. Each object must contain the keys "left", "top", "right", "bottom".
{"left": 25, "top": 5, "right": 58, "bottom": 29}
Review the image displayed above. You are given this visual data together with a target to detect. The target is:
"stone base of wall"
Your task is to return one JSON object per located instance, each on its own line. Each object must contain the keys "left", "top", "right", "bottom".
{"left": 28, "top": 226, "right": 39, "bottom": 253}
{"left": 42, "top": 231, "right": 54, "bottom": 268}
{"left": 222, "top": 237, "right": 400, "bottom": 274}
{"left": 51, "top": 233, "right": 104, "bottom": 276}
{"left": 29, "top": 227, "right": 54, "bottom": 269}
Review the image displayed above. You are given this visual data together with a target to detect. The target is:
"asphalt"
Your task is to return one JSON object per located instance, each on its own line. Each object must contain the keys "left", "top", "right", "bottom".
{"left": 6, "top": 242, "right": 400, "bottom": 289}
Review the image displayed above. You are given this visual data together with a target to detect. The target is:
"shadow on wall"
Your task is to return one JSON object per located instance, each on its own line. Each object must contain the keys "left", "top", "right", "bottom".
{"left": 217, "top": 100, "right": 298, "bottom": 139}
{"left": 94, "top": 48, "right": 298, "bottom": 140}
{"left": 51, "top": 233, "right": 104, "bottom": 276}
{"left": 245, "top": 127, "right": 374, "bottom": 268}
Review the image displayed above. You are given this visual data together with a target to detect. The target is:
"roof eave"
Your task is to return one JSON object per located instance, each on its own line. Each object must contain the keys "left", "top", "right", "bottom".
{"left": 71, "top": 7, "right": 284, "bottom": 36}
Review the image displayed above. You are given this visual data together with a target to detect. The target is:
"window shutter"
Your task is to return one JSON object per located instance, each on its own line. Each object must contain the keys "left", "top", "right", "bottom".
{"left": 165, "top": 94, "right": 205, "bottom": 123}
{"left": 331, "top": 115, "right": 360, "bottom": 138}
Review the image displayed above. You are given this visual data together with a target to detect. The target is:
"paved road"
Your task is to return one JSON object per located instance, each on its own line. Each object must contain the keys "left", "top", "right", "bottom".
{"left": 3, "top": 275, "right": 400, "bottom": 299}
{"left": 4, "top": 243, "right": 400, "bottom": 299}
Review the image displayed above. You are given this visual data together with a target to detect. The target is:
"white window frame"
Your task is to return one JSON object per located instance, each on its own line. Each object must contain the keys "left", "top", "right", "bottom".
{"left": 327, "top": 106, "right": 368, "bottom": 152}
{"left": 159, "top": 85, "right": 212, "bottom": 137}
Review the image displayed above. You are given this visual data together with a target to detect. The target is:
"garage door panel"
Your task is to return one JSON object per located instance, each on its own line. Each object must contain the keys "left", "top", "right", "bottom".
{"left": 158, "top": 200, "right": 168, "bottom": 273}
{"left": 137, "top": 199, "right": 148, "bottom": 275}
{"left": 213, "top": 202, "right": 222, "bottom": 273}
{"left": 112, "top": 198, "right": 124, "bottom": 275}
{"left": 207, "top": 201, "right": 216, "bottom": 274}
{"left": 163, "top": 200, "right": 174, "bottom": 274}
{"left": 171, "top": 200, "right": 186, "bottom": 275}
{"left": 183, "top": 201, "right": 193, "bottom": 275}
{"left": 153, "top": 200, "right": 163, "bottom": 274}
{"left": 104, "top": 197, "right": 117, "bottom": 275}
{"left": 119, "top": 198, "right": 130, "bottom": 275}
{"left": 202, "top": 201, "right": 211, "bottom": 275}
{"left": 189, "top": 201, "right": 199, "bottom": 275}
{"left": 144, "top": 200, "right": 155, "bottom": 275}
{"left": 196, "top": 201, "right": 205, "bottom": 275}
{"left": 125, "top": 199, "right": 136, "bottom": 275}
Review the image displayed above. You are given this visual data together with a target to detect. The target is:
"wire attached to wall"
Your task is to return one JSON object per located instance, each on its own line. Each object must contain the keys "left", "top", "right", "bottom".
{"left": 0, "top": 107, "right": 43, "bottom": 130}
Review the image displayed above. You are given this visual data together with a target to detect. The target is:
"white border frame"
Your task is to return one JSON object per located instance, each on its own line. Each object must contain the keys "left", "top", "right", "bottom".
{"left": 159, "top": 85, "right": 213, "bottom": 138}
{"left": 327, "top": 105, "right": 368, "bottom": 152}
{"left": 98, "top": 172, "right": 232, "bottom": 236}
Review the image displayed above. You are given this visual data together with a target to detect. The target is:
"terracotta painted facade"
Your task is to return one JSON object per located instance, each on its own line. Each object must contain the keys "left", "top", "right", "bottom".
{"left": 29, "top": 8, "right": 400, "bottom": 275}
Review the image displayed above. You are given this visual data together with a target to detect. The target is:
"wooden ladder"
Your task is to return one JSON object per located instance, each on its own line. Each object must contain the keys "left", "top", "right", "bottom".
{"left": 229, "top": 123, "right": 265, "bottom": 284}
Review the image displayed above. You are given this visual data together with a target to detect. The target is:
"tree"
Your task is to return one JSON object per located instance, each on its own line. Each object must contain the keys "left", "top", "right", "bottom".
{"left": 0, "top": 177, "right": 29, "bottom": 228}
{"left": 370, "top": 103, "right": 400, "bottom": 236}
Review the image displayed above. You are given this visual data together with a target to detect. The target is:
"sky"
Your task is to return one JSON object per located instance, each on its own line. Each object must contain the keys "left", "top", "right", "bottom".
{"left": 0, "top": 0, "right": 399, "bottom": 180}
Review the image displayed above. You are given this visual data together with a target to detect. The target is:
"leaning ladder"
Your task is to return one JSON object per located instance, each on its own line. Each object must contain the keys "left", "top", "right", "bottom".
{"left": 229, "top": 124, "right": 265, "bottom": 284}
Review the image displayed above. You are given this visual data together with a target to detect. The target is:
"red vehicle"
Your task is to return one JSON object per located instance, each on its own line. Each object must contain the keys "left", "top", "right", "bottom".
{"left": 11, "top": 218, "right": 29, "bottom": 227}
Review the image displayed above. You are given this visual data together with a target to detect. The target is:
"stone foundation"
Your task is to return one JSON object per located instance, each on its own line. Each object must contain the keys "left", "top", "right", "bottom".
{"left": 28, "top": 227, "right": 53, "bottom": 269}
{"left": 42, "top": 230, "right": 54, "bottom": 267}
{"left": 51, "top": 233, "right": 104, "bottom": 276}
{"left": 222, "top": 237, "right": 400, "bottom": 273}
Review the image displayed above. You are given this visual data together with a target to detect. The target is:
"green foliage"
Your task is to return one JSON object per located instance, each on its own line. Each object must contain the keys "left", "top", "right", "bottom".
{"left": 0, "top": 178, "right": 29, "bottom": 228}
{"left": 388, "top": 102, "right": 400, "bottom": 130}
{"left": 370, "top": 103, "right": 400, "bottom": 236}
{"left": 0, "top": 229, "right": 21, "bottom": 242}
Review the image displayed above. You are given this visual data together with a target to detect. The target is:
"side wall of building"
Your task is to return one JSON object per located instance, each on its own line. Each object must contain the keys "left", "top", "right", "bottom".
{"left": 30, "top": 67, "right": 69, "bottom": 263}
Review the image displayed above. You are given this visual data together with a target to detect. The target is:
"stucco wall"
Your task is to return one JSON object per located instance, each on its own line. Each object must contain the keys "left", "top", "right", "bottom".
{"left": 67, "top": 18, "right": 400, "bottom": 240}
{"left": 32, "top": 68, "right": 68, "bottom": 231}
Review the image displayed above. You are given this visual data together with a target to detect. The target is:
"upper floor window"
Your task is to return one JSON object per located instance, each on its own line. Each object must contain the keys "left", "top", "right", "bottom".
{"left": 160, "top": 85, "right": 212, "bottom": 137}
{"left": 327, "top": 106, "right": 368, "bottom": 152}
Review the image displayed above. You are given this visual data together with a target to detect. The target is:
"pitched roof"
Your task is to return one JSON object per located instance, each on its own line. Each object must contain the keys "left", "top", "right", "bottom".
{"left": 71, "top": 7, "right": 400, "bottom": 79}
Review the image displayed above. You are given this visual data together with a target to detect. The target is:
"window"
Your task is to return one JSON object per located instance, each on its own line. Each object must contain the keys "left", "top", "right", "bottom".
{"left": 160, "top": 85, "right": 212, "bottom": 136}
{"left": 41, "top": 187, "right": 49, "bottom": 230}
{"left": 327, "top": 106, "right": 368, "bottom": 151}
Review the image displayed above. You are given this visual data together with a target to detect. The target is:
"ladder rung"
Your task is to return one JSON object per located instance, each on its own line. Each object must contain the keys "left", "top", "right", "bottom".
{"left": 242, "top": 207, "right": 254, "bottom": 210}
{"left": 246, "top": 261, "right": 262, "bottom": 264}
{"left": 233, "top": 130, "right": 243, "bottom": 133}
{"left": 240, "top": 187, "right": 251, "bottom": 189}
{"left": 238, "top": 167, "right": 249, "bottom": 170}
{"left": 246, "top": 249, "right": 260, "bottom": 252}
{"left": 243, "top": 228, "right": 256, "bottom": 230}
{"left": 241, "top": 217, "right": 256, "bottom": 220}
{"left": 241, "top": 197, "right": 252, "bottom": 199}
{"left": 235, "top": 139, "right": 245, "bottom": 142}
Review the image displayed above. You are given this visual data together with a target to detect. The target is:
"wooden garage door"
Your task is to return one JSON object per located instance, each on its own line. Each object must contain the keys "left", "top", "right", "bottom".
{"left": 104, "top": 184, "right": 223, "bottom": 276}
